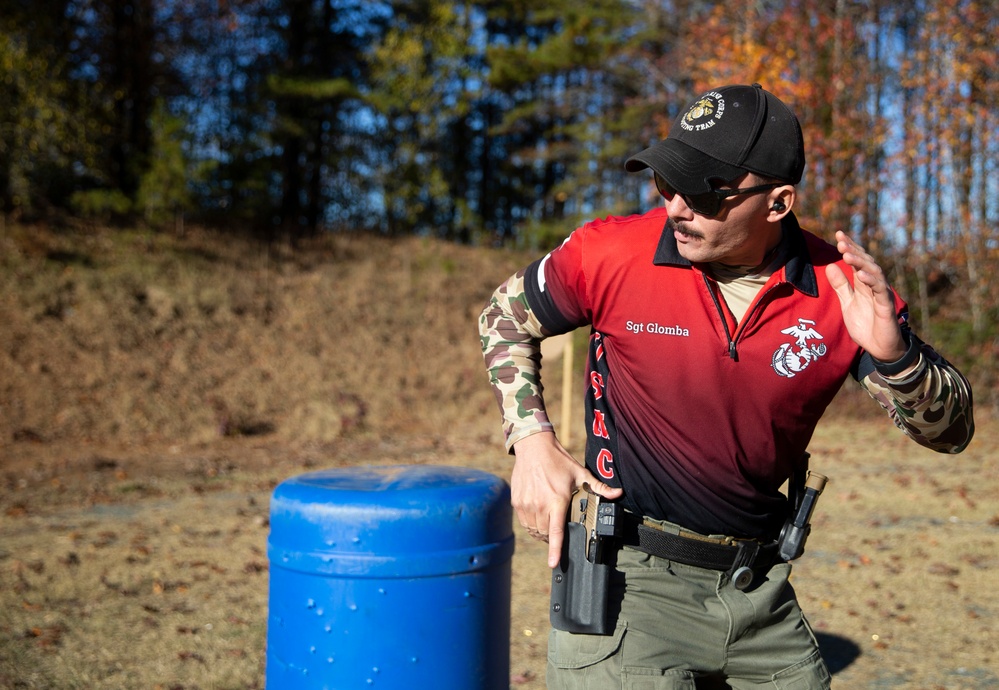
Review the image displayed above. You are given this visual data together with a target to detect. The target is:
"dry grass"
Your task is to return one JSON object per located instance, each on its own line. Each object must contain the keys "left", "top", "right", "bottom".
{"left": 0, "top": 224, "right": 519, "bottom": 445}
{"left": 0, "top": 223, "right": 997, "bottom": 689}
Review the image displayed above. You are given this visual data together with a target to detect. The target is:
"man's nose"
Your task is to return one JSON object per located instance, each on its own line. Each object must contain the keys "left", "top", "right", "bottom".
{"left": 665, "top": 192, "right": 694, "bottom": 220}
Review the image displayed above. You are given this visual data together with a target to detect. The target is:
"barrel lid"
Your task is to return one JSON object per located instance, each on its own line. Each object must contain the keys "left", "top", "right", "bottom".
{"left": 268, "top": 465, "right": 513, "bottom": 577}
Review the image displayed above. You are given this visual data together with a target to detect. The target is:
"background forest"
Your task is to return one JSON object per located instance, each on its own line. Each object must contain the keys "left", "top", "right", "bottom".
{"left": 2, "top": 0, "right": 998, "bottom": 399}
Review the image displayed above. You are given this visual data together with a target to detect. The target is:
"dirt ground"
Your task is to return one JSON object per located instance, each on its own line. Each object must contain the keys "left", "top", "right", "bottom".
{"left": 1, "top": 224, "right": 997, "bottom": 688}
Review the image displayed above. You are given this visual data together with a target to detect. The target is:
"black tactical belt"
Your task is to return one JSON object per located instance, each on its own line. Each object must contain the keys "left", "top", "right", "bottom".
{"left": 620, "top": 513, "right": 780, "bottom": 574}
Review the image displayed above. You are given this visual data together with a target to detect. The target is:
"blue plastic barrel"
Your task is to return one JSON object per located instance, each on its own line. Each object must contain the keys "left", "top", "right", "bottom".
{"left": 266, "top": 465, "right": 514, "bottom": 689}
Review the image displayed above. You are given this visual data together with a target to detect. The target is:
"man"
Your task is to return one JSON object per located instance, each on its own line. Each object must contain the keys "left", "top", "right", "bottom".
{"left": 478, "top": 84, "right": 974, "bottom": 688}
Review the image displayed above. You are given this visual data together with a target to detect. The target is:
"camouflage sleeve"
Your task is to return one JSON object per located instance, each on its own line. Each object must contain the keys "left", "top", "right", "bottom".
{"left": 479, "top": 269, "right": 555, "bottom": 452}
{"left": 859, "top": 343, "right": 974, "bottom": 453}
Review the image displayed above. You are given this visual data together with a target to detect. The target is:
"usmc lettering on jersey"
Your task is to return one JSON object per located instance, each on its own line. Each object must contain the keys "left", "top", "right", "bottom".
{"left": 585, "top": 332, "right": 620, "bottom": 485}
{"left": 626, "top": 321, "right": 691, "bottom": 337}
{"left": 772, "top": 318, "right": 828, "bottom": 377}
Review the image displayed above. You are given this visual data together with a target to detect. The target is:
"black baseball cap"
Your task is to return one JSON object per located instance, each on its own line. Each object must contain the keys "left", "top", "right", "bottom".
{"left": 625, "top": 84, "right": 805, "bottom": 195}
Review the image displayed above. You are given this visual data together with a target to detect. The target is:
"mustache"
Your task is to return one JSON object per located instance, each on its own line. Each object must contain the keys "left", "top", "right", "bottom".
{"left": 667, "top": 217, "right": 703, "bottom": 240}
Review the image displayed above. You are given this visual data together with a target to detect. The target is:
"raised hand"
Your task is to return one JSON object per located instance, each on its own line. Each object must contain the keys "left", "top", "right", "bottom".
{"left": 824, "top": 230, "right": 908, "bottom": 364}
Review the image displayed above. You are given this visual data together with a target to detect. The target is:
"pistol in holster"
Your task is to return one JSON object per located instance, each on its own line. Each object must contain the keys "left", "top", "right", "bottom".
{"left": 549, "top": 486, "right": 621, "bottom": 635}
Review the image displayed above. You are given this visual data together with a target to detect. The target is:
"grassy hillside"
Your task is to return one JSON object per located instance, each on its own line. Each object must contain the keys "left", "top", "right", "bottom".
{"left": 0, "top": 223, "right": 533, "bottom": 449}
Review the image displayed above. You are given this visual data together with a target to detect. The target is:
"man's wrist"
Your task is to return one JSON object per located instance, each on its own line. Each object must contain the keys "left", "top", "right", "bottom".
{"left": 872, "top": 330, "right": 921, "bottom": 377}
{"left": 506, "top": 423, "right": 555, "bottom": 453}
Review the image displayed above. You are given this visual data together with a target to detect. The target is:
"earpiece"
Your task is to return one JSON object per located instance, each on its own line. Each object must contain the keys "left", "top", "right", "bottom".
{"left": 771, "top": 201, "right": 786, "bottom": 212}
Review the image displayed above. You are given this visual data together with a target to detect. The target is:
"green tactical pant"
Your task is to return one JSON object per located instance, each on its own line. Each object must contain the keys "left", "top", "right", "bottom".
{"left": 547, "top": 545, "right": 832, "bottom": 689}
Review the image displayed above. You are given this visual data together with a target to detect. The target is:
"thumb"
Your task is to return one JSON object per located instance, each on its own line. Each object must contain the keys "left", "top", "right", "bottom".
{"left": 825, "top": 263, "right": 852, "bottom": 304}
{"left": 583, "top": 477, "right": 624, "bottom": 501}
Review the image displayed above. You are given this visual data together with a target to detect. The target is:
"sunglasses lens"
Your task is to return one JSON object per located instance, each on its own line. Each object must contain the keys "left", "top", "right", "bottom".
{"left": 654, "top": 173, "right": 721, "bottom": 217}
{"left": 687, "top": 193, "right": 719, "bottom": 217}
{"left": 654, "top": 173, "right": 674, "bottom": 200}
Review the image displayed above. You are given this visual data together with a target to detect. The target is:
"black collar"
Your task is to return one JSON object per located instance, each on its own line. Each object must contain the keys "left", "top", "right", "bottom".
{"left": 652, "top": 212, "right": 818, "bottom": 297}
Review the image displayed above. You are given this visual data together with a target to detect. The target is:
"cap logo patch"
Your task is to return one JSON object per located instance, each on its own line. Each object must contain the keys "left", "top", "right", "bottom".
{"left": 680, "top": 92, "right": 725, "bottom": 132}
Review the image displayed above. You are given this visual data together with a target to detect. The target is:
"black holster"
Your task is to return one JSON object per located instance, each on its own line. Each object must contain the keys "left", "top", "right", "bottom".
{"left": 549, "top": 490, "right": 620, "bottom": 635}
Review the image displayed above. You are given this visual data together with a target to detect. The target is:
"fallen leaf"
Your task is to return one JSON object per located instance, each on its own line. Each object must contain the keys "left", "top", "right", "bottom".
{"left": 511, "top": 670, "right": 535, "bottom": 684}
{"left": 954, "top": 485, "right": 975, "bottom": 508}
{"left": 927, "top": 562, "right": 960, "bottom": 577}
{"left": 243, "top": 561, "right": 267, "bottom": 574}
{"left": 25, "top": 625, "right": 65, "bottom": 648}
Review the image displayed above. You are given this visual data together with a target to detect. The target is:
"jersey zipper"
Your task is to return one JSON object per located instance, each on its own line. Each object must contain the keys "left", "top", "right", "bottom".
{"left": 702, "top": 273, "right": 738, "bottom": 361}
{"left": 702, "top": 273, "right": 784, "bottom": 362}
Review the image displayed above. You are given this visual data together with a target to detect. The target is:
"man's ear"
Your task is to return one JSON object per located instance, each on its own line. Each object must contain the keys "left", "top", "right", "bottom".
{"left": 768, "top": 186, "right": 795, "bottom": 220}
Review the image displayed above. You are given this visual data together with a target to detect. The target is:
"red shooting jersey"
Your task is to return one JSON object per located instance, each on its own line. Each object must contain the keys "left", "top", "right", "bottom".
{"left": 524, "top": 207, "right": 903, "bottom": 539}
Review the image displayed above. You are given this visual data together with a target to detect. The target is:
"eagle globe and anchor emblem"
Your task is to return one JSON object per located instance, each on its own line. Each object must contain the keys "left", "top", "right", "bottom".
{"left": 685, "top": 97, "right": 716, "bottom": 122}
{"left": 772, "top": 318, "right": 828, "bottom": 378}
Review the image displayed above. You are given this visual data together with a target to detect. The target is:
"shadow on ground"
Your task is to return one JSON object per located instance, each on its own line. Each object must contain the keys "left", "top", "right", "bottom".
{"left": 817, "top": 632, "right": 861, "bottom": 674}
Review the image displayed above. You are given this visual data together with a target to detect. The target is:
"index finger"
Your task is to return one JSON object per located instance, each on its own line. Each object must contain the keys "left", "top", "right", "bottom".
{"left": 546, "top": 500, "right": 568, "bottom": 568}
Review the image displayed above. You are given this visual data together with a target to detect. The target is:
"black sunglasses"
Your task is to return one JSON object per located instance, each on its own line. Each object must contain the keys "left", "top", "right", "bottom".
{"left": 654, "top": 172, "right": 781, "bottom": 218}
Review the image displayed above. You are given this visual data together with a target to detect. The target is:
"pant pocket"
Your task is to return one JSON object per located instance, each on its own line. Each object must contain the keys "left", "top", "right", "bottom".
{"left": 547, "top": 625, "right": 628, "bottom": 690}
{"left": 622, "top": 667, "right": 697, "bottom": 689}
{"left": 548, "top": 624, "right": 626, "bottom": 670}
{"left": 771, "top": 648, "right": 831, "bottom": 689}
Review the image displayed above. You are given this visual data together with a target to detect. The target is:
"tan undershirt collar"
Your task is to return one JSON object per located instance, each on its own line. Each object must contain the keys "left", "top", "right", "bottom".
{"left": 707, "top": 235, "right": 788, "bottom": 324}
